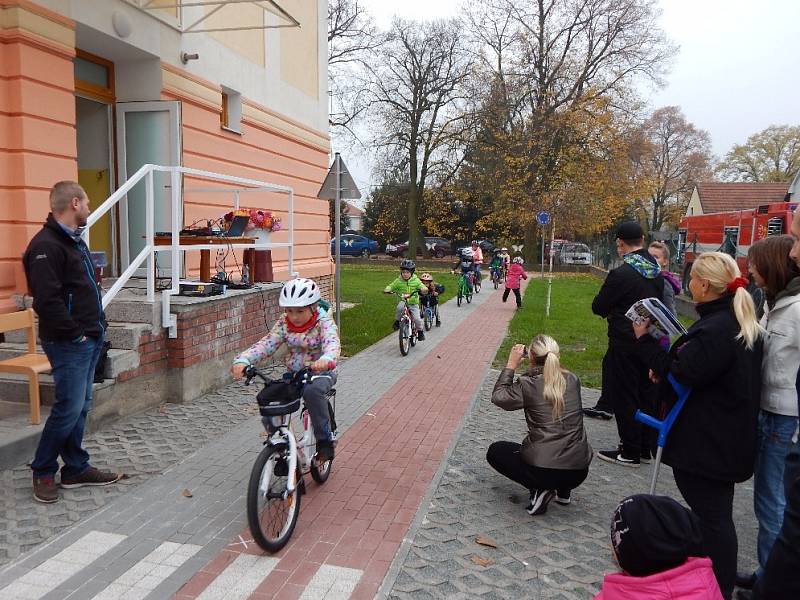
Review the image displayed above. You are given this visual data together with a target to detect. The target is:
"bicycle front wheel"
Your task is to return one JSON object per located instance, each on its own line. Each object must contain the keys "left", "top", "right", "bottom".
{"left": 399, "top": 319, "right": 410, "bottom": 356}
{"left": 247, "top": 444, "right": 301, "bottom": 553}
{"left": 493, "top": 275, "right": 499, "bottom": 289}
{"left": 457, "top": 285, "right": 463, "bottom": 306}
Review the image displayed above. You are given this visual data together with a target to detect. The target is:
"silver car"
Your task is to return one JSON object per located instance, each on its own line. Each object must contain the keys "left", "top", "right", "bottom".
{"left": 559, "top": 242, "right": 592, "bottom": 265}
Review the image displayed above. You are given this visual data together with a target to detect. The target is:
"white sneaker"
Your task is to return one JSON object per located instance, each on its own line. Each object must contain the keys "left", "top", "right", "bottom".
{"left": 554, "top": 494, "right": 571, "bottom": 506}
{"left": 526, "top": 490, "right": 555, "bottom": 515}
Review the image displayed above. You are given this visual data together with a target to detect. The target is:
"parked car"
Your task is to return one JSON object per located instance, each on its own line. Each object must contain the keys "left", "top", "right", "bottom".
{"left": 559, "top": 242, "right": 592, "bottom": 265}
{"left": 544, "top": 239, "right": 569, "bottom": 262}
{"left": 385, "top": 237, "right": 453, "bottom": 258}
{"left": 331, "top": 234, "right": 379, "bottom": 257}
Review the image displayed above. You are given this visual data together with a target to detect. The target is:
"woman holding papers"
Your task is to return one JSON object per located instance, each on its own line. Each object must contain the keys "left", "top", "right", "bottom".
{"left": 631, "top": 251, "right": 762, "bottom": 600}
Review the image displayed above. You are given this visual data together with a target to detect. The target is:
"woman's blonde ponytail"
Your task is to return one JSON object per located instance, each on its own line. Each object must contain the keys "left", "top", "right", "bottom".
{"left": 691, "top": 252, "right": 762, "bottom": 350}
{"left": 530, "top": 334, "right": 566, "bottom": 420}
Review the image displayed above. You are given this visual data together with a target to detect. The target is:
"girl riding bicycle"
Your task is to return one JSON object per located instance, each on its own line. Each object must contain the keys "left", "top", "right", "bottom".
{"left": 384, "top": 259, "right": 427, "bottom": 341}
{"left": 451, "top": 248, "right": 475, "bottom": 291}
{"left": 419, "top": 272, "right": 444, "bottom": 327}
{"left": 231, "top": 277, "right": 340, "bottom": 461}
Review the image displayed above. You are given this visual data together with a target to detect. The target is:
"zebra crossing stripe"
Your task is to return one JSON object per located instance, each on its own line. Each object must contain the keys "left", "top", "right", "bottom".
{"left": 196, "top": 554, "right": 280, "bottom": 600}
{"left": 298, "top": 564, "right": 363, "bottom": 599}
{"left": 0, "top": 531, "right": 126, "bottom": 600}
{"left": 90, "top": 541, "right": 202, "bottom": 599}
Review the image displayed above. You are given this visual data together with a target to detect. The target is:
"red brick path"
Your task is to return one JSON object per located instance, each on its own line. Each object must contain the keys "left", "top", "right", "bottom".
{"left": 174, "top": 283, "right": 524, "bottom": 599}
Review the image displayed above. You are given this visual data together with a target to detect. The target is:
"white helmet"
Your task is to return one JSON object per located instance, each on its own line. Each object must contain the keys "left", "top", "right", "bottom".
{"left": 501, "top": 247, "right": 508, "bottom": 252}
{"left": 512, "top": 256, "right": 524, "bottom": 264}
{"left": 280, "top": 277, "right": 321, "bottom": 307}
{"left": 461, "top": 248, "right": 473, "bottom": 259}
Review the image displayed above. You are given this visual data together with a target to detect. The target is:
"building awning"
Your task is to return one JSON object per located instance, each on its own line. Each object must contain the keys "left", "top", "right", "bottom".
{"left": 124, "top": 0, "right": 299, "bottom": 33}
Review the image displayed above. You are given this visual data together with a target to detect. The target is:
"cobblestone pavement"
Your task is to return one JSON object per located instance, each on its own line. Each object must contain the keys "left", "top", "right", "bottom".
{"left": 0, "top": 282, "right": 504, "bottom": 598}
{"left": 382, "top": 369, "right": 759, "bottom": 600}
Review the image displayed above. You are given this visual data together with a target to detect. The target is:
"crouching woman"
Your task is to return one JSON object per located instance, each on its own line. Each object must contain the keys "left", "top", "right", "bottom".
{"left": 487, "top": 334, "right": 593, "bottom": 516}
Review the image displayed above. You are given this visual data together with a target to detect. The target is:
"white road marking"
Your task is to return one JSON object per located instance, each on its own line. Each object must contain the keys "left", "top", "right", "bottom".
{"left": 299, "top": 564, "right": 363, "bottom": 600}
{"left": 0, "top": 531, "right": 126, "bottom": 600}
{"left": 90, "top": 541, "right": 202, "bottom": 599}
{"left": 196, "top": 554, "right": 280, "bottom": 600}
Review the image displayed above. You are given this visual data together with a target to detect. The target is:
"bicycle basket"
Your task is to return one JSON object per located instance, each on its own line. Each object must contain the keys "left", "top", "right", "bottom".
{"left": 257, "top": 381, "right": 301, "bottom": 417}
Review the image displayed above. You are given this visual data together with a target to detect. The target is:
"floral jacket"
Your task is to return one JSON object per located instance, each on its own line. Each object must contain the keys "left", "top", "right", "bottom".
{"left": 235, "top": 307, "right": 340, "bottom": 373}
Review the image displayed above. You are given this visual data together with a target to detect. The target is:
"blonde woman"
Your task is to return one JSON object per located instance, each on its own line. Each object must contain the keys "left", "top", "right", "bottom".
{"left": 632, "top": 251, "right": 763, "bottom": 600}
{"left": 488, "top": 334, "right": 593, "bottom": 517}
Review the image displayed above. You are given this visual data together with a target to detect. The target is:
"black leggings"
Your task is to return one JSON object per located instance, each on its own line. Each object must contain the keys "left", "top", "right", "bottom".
{"left": 673, "top": 469, "right": 736, "bottom": 600}
{"left": 486, "top": 441, "right": 588, "bottom": 496}
{"left": 502, "top": 288, "right": 522, "bottom": 307}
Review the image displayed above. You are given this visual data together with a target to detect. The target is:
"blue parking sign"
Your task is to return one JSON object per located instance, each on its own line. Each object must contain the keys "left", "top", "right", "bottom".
{"left": 536, "top": 211, "right": 550, "bottom": 225}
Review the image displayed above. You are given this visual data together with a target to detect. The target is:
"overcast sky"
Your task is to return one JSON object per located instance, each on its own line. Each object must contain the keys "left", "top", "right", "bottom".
{"left": 334, "top": 0, "right": 800, "bottom": 200}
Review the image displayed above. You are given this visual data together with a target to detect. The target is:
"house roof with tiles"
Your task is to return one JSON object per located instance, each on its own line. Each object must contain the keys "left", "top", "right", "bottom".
{"left": 696, "top": 182, "right": 790, "bottom": 214}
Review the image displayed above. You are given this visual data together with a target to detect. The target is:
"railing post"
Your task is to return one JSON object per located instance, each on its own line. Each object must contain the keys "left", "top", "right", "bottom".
{"left": 145, "top": 170, "right": 154, "bottom": 303}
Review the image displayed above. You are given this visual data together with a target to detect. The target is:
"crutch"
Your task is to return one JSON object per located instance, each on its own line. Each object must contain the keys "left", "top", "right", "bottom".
{"left": 634, "top": 373, "right": 692, "bottom": 494}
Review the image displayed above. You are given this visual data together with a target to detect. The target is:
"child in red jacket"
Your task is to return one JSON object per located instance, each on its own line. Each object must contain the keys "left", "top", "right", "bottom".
{"left": 503, "top": 256, "right": 528, "bottom": 308}
{"left": 594, "top": 494, "right": 723, "bottom": 600}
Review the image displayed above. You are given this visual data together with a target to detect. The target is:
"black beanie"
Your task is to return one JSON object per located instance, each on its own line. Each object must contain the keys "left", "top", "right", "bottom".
{"left": 611, "top": 494, "right": 705, "bottom": 577}
{"left": 616, "top": 221, "right": 644, "bottom": 242}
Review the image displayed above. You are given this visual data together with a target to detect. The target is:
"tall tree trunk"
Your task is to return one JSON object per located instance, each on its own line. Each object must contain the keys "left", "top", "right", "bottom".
{"left": 407, "top": 181, "right": 420, "bottom": 259}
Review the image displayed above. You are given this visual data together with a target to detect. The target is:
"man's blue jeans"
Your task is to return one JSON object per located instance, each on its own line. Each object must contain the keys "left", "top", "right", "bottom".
{"left": 31, "top": 335, "right": 104, "bottom": 479}
{"left": 754, "top": 410, "right": 798, "bottom": 573}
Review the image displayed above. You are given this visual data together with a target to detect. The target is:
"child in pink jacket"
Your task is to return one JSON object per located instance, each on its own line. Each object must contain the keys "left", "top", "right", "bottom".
{"left": 503, "top": 256, "right": 528, "bottom": 308}
{"left": 594, "top": 494, "right": 723, "bottom": 600}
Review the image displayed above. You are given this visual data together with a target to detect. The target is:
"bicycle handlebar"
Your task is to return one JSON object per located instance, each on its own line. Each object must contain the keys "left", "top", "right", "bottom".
{"left": 244, "top": 365, "right": 315, "bottom": 387}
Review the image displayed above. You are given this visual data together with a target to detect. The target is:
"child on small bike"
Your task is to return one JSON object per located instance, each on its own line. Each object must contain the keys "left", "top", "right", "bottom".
{"left": 499, "top": 247, "right": 511, "bottom": 277}
{"left": 419, "top": 272, "right": 444, "bottom": 327}
{"left": 451, "top": 248, "right": 475, "bottom": 288}
{"left": 489, "top": 250, "right": 503, "bottom": 282}
{"left": 231, "top": 277, "right": 340, "bottom": 460}
{"left": 503, "top": 256, "right": 528, "bottom": 308}
{"left": 470, "top": 240, "right": 483, "bottom": 282}
{"left": 384, "top": 259, "right": 427, "bottom": 340}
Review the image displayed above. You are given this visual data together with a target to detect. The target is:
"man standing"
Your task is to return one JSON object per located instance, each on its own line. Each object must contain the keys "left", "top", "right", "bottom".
{"left": 24, "top": 181, "right": 118, "bottom": 503}
{"left": 592, "top": 222, "right": 664, "bottom": 466}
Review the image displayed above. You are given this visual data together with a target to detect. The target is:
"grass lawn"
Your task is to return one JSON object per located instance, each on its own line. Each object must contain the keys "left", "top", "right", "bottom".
{"left": 493, "top": 275, "right": 608, "bottom": 387}
{"left": 336, "top": 264, "right": 457, "bottom": 356}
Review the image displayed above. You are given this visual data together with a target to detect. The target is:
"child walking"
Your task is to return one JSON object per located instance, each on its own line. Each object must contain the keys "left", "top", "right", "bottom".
{"left": 503, "top": 256, "right": 528, "bottom": 308}
{"left": 595, "top": 494, "right": 722, "bottom": 600}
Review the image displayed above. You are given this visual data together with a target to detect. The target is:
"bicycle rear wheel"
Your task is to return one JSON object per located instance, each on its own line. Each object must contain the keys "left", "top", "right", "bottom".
{"left": 493, "top": 274, "right": 499, "bottom": 289}
{"left": 399, "top": 318, "right": 410, "bottom": 355}
{"left": 466, "top": 288, "right": 472, "bottom": 303}
{"left": 434, "top": 305, "right": 441, "bottom": 326}
{"left": 457, "top": 285, "right": 463, "bottom": 306}
{"left": 247, "top": 444, "right": 301, "bottom": 553}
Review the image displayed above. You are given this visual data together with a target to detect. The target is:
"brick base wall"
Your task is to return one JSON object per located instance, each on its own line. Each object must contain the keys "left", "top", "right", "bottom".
{"left": 116, "top": 274, "right": 334, "bottom": 385}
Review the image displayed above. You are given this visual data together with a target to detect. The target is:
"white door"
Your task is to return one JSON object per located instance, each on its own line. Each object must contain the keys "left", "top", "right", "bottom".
{"left": 116, "top": 101, "right": 182, "bottom": 274}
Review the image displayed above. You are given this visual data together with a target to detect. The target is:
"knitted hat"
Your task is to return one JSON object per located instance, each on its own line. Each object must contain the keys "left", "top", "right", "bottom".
{"left": 611, "top": 494, "right": 705, "bottom": 577}
{"left": 616, "top": 221, "right": 644, "bottom": 241}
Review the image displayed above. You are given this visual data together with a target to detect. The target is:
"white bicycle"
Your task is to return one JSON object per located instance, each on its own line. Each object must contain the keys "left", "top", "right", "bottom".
{"left": 244, "top": 366, "right": 337, "bottom": 552}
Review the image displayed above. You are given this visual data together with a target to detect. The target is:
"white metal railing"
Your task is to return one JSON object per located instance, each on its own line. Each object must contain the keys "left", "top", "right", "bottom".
{"left": 84, "top": 164, "right": 296, "bottom": 337}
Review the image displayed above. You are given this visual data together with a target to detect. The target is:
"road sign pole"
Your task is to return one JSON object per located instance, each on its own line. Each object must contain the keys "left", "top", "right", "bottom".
{"left": 334, "top": 153, "right": 342, "bottom": 333}
{"left": 540, "top": 230, "right": 545, "bottom": 280}
{"left": 546, "top": 217, "right": 555, "bottom": 317}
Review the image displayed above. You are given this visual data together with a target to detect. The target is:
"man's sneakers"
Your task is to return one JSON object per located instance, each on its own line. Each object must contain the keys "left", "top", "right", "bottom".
{"left": 640, "top": 450, "right": 653, "bottom": 464}
{"left": 526, "top": 489, "right": 555, "bottom": 515}
{"left": 597, "top": 449, "right": 640, "bottom": 467}
{"left": 60, "top": 467, "right": 121, "bottom": 489}
{"left": 392, "top": 320, "right": 400, "bottom": 330}
{"left": 417, "top": 331, "right": 425, "bottom": 341}
{"left": 33, "top": 475, "right": 58, "bottom": 504}
{"left": 583, "top": 404, "right": 613, "bottom": 420}
{"left": 316, "top": 439, "right": 335, "bottom": 462}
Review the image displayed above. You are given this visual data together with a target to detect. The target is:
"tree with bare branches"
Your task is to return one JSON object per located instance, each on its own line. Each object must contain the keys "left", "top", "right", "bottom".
{"left": 365, "top": 18, "right": 474, "bottom": 259}
{"left": 630, "top": 106, "right": 713, "bottom": 232}
{"left": 327, "top": 0, "right": 380, "bottom": 132}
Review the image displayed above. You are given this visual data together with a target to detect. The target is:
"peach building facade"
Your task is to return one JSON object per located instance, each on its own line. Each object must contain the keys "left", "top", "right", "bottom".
{"left": 0, "top": 0, "right": 332, "bottom": 311}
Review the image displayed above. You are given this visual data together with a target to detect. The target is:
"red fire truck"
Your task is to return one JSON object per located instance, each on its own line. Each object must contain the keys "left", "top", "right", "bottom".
{"left": 677, "top": 201, "right": 798, "bottom": 291}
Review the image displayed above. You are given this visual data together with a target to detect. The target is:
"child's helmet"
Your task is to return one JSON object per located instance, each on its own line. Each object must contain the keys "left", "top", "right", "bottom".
{"left": 280, "top": 277, "right": 321, "bottom": 307}
{"left": 471, "top": 240, "right": 478, "bottom": 246}
{"left": 400, "top": 259, "right": 416, "bottom": 272}
{"left": 461, "top": 248, "right": 473, "bottom": 259}
{"left": 420, "top": 272, "right": 433, "bottom": 282}
{"left": 501, "top": 247, "right": 508, "bottom": 252}
{"left": 512, "top": 256, "right": 524, "bottom": 264}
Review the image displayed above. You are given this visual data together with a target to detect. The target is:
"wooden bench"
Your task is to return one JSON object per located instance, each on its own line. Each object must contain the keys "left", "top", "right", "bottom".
{"left": 0, "top": 309, "right": 51, "bottom": 424}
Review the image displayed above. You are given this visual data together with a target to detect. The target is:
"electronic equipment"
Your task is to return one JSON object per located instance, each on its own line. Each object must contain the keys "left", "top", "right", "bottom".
{"left": 178, "top": 281, "right": 224, "bottom": 297}
{"left": 223, "top": 214, "right": 249, "bottom": 237}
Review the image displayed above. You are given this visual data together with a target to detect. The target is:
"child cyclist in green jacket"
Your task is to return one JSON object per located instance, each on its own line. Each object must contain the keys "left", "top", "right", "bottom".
{"left": 384, "top": 259, "right": 428, "bottom": 340}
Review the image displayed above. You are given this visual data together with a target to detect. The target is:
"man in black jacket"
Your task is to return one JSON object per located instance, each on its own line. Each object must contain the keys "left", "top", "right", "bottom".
{"left": 23, "top": 181, "right": 118, "bottom": 504}
{"left": 592, "top": 221, "right": 664, "bottom": 467}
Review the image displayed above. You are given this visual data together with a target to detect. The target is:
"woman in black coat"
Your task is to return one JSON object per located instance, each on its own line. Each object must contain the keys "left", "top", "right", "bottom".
{"left": 633, "top": 252, "right": 762, "bottom": 600}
